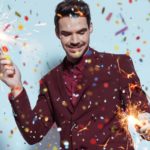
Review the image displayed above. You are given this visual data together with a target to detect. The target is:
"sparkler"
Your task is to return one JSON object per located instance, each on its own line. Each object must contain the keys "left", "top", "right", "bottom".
{"left": 117, "top": 103, "right": 150, "bottom": 145}
{"left": 116, "top": 56, "right": 150, "bottom": 146}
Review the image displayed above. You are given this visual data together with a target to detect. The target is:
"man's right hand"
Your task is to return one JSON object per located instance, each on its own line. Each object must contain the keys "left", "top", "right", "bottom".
{"left": 0, "top": 53, "right": 23, "bottom": 97}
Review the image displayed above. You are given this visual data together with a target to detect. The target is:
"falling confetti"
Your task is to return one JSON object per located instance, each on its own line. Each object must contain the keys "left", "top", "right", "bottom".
{"left": 102, "top": 7, "right": 105, "bottom": 14}
{"left": 106, "top": 12, "right": 113, "bottom": 21}
{"left": 115, "top": 26, "right": 128, "bottom": 36}
{"left": 15, "top": 11, "right": 21, "bottom": 17}
{"left": 129, "top": 0, "right": 133, "bottom": 4}
{"left": 24, "top": 16, "right": 29, "bottom": 21}
{"left": 18, "top": 23, "right": 24, "bottom": 30}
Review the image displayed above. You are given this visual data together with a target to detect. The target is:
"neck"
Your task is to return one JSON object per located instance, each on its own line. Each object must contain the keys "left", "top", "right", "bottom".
{"left": 67, "top": 56, "right": 82, "bottom": 64}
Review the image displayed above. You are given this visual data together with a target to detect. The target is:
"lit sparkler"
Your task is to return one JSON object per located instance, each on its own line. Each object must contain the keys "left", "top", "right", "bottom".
{"left": 117, "top": 103, "right": 150, "bottom": 143}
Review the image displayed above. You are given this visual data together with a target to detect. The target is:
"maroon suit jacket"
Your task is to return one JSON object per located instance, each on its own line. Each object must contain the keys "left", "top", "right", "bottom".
{"left": 9, "top": 48, "right": 150, "bottom": 150}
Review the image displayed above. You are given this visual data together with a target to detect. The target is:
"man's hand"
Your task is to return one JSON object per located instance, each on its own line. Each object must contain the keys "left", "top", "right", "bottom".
{"left": 0, "top": 53, "right": 23, "bottom": 97}
{"left": 135, "top": 113, "right": 150, "bottom": 141}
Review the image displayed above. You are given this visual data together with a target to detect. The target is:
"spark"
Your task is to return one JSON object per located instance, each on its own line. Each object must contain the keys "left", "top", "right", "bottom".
{"left": 98, "top": 138, "right": 110, "bottom": 149}
{"left": 116, "top": 57, "right": 135, "bottom": 79}
{"left": 116, "top": 57, "right": 141, "bottom": 98}
{"left": 0, "top": 30, "right": 14, "bottom": 43}
{"left": 78, "top": 121, "right": 91, "bottom": 132}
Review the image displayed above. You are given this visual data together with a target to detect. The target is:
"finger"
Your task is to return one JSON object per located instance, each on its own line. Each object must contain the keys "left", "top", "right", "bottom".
{"left": 140, "top": 124, "right": 150, "bottom": 133}
{"left": 3, "top": 65, "right": 15, "bottom": 71}
{"left": 0, "top": 59, "right": 13, "bottom": 66}
{"left": 138, "top": 113, "right": 150, "bottom": 121}
{"left": 4, "top": 69, "right": 15, "bottom": 77}
{"left": 135, "top": 124, "right": 141, "bottom": 132}
{"left": 0, "top": 55, "right": 7, "bottom": 60}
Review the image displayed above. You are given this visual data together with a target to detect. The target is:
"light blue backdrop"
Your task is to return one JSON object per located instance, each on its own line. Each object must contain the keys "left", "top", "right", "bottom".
{"left": 0, "top": 0, "right": 150, "bottom": 150}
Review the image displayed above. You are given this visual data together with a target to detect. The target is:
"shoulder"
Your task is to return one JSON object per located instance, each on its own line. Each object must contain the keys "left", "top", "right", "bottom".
{"left": 41, "top": 63, "right": 63, "bottom": 83}
{"left": 92, "top": 48, "right": 132, "bottom": 63}
{"left": 91, "top": 48, "right": 135, "bottom": 73}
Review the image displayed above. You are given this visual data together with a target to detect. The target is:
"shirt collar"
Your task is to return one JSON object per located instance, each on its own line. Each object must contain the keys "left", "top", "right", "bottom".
{"left": 63, "top": 47, "right": 92, "bottom": 71}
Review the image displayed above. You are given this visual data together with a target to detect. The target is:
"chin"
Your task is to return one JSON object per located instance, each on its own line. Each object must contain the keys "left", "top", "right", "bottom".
{"left": 67, "top": 53, "right": 82, "bottom": 62}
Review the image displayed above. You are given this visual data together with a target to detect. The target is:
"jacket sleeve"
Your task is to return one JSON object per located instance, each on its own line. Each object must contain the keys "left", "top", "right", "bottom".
{"left": 9, "top": 77, "right": 55, "bottom": 144}
{"left": 117, "top": 55, "right": 150, "bottom": 113}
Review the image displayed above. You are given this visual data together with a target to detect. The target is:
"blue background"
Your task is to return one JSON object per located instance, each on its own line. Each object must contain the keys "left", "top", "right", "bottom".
{"left": 0, "top": 0, "right": 150, "bottom": 149}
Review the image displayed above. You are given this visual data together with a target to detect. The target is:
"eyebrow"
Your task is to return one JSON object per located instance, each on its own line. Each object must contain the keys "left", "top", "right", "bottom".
{"left": 61, "top": 28, "right": 88, "bottom": 34}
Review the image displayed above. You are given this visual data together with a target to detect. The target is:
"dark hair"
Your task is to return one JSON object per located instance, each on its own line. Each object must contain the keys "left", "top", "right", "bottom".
{"left": 54, "top": 0, "right": 91, "bottom": 33}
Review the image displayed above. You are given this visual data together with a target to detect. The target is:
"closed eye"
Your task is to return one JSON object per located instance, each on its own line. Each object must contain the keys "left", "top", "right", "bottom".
{"left": 61, "top": 31, "right": 71, "bottom": 37}
{"left": 77, "top": 28, "right": 87, "bottom": 35}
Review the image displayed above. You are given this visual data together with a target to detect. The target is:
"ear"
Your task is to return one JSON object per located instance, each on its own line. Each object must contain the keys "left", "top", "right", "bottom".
{"left": 89, "top": 22, "right": 93, "bottom": 33}
{"left": 55, "top": 28, "right": 60, "bottom": 39}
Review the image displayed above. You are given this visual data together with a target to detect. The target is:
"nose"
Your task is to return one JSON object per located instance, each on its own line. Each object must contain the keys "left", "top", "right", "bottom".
{"left": 70, "top": 34, "right": 79, "bottom": 46}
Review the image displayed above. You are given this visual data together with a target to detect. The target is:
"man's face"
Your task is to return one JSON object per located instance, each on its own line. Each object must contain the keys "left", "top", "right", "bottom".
{"left": 57, "top": 16, "right": 93, "bottom": 63}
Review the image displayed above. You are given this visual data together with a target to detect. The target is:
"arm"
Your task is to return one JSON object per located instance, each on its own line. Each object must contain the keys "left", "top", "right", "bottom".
{"left": 117, "top": 55, "right": 150, "bottom": 113}
{"left": 9, "top": 78, "right": 55, "bottom": 145}
{"left": 117, "top": 55, "right": 150, "bottom": 140}
{"left": 0, "top": 54, "right": 54, "bottom": 144}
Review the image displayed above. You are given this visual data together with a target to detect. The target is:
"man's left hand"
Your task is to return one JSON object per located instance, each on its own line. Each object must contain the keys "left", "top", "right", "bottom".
{"left": 135, "top": 113, "right": 150, "bottom": 141}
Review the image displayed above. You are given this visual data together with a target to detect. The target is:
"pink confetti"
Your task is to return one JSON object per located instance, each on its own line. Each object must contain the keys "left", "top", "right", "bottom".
{"left": 23, "top": 81, "right": 28, "bottom": 85}
{"left": 3, "top": 24, "right": 11, "bottom": 32}
{"left": 106, "top": 12, "right": 113, "bottom": 21}
{"left": 129, "top": 0, "right": 132, "bottom": 3}
{"left": 136, "top": 36, "right": 140, "bottom": 40}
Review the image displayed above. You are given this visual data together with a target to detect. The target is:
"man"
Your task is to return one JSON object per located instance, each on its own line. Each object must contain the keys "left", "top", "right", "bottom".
{"left": 0, "top": 0, "right": 150, "bottom": 149}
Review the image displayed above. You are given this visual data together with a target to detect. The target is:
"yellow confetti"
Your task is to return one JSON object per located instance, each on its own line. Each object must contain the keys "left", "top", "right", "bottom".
{"left": 43, "top": 88, "right": 48, "bottom": 93}
{"left": 57, "top": 13, "right": 62, "bottom": 17}
{"left": 62, "top": 101, "right": 68, "bottom": 107}
{"left": 74, "top": 51, "right": 82, "bottom": 57}
{"left": 88, "top": 66, "right": 94, "bottom": 73}
{"left": 95, "top": 101, "right": 99, "bottom": 106}
{"left": 85, "top": 59, "right": 92, "bottom": 64}
{"left": 143, "top": 40, "right": 147, "bottom": 44}
{"left": 15, "top": 11, "right": 21, "bottom": 17}
{"left": 114, "top": 44, "right": 119, "bottom": 51}
{"left": 86, "top": 90, "right": 93, "bottom": 96}
{"left": 47, "top": 143, "right": 51, "bottom": 148}
{"left": 115, "top": 20, "right": 120, "bottom": 25}
{"left": 33, "top": 68, "right": 37, "bottom": 73}
{"left": 94, "top": 65, "right": 100, "bottom": 72}
{"left": 4, "top": 55, "right": 11, "bottom": 60}
{"left": 77, "top": 84, "right": 82, "bottom": 90}
{"left": 52, "top": 146, "right": 58, "bottom": 150}
{"left": 82, "top": 105, "right": 87, "bottom": 110}
{"left": 44, "top": 116, "right": 49, "bottom": 122}
{"left": 18, "top": 23, "right": 24, "bottom": 30}
{"left": 34, "top": 146, "right": 38, "bottom": 150}
{"left": 126, "top": 50, "right": 130, "bottom": 56}
{"left": 24, "top": 127, "right": 29, "bottom": 133}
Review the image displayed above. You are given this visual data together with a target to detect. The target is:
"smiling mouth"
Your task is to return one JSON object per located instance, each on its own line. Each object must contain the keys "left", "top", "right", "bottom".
{"left": 68, "top": 45, "right": 84, "bottom": 52}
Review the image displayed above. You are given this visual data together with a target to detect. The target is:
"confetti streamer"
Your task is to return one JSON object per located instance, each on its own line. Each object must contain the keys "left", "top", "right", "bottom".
{"left": 115, "top": 26, "right": 128, "bottom": 36}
